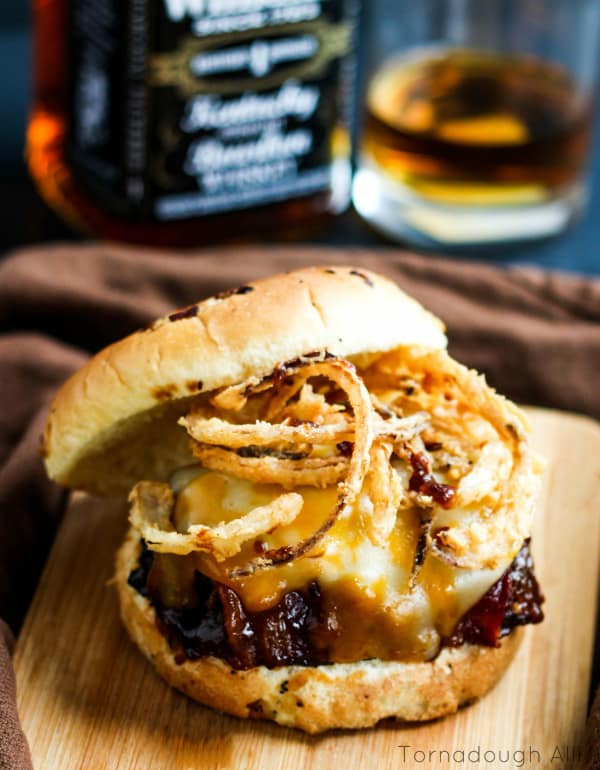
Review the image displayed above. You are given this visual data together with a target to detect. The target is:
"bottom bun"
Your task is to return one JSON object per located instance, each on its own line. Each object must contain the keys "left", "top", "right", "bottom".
{"left": 116, "top": 528, "right": 522, "bottom": 734}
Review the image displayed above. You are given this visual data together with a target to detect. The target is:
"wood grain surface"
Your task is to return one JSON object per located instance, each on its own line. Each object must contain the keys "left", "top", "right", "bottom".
{"left": 14, "top": 408, "right": 600, "bottom": 770}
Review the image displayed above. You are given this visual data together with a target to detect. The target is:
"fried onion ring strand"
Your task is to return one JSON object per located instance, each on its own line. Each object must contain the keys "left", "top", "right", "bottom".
{"left": 226, "top": 359, "right": 375, "bottom": 577}
{"left": 191, "top": 443, "right": 347, "bottom": 487}
{"left": 181, "top": 415, "right": 352, "bottom": 447}
{"left": 374, "top": 348, "right": 542, "bottom": 570}
{"left": 180, "top": 411, "right": 428, "bottom": 450}
{"left": 363, "top": 440, "right": 406, "bottom": 547}
{"left": 129, "top": 480, "right": 304, "bottom": 561}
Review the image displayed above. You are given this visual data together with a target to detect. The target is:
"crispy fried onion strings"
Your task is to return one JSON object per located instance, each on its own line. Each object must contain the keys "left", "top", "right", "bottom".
{"left": 432, "top": 352, "right": 539, "bottom": 570}
{"left": 128, "top": 350, "right": 541, "bottom": 577}
{"left": 130, "top": 359, "right": 378, "bottom": 576}
{"left": 231, "top": 359, "right": 374, "bottom": 576}
{"left": 375, "top": 348, "right": 542, "bottom": 571}
{"left": 187, "top": 446, "right": 347, "bottom": 488}
{"left": 180, "top": 411, "right": 427, "bottom": 451}
{"left": 129, "top": 481, "right": 304, "bottom": 561}
{"left": 361, "top": 440, "right": 407, "bottom": 548}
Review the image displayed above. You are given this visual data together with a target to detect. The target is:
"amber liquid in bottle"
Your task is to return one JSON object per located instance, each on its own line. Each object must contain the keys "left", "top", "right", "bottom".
{"left": 361, "top": 49, "right": 593, "bottom": 208}
{"left": 28, "top": 0, "right": 354, "bottom": 247}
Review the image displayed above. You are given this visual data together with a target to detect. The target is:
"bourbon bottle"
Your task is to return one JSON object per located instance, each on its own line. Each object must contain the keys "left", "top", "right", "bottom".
{"left": 28, "top": 0, "right": 358, "bottom": 246}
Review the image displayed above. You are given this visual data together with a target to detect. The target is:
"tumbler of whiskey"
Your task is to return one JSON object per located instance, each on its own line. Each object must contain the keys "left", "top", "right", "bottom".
{"left": 352, "top": 0, "right": 600, "bottom": 248}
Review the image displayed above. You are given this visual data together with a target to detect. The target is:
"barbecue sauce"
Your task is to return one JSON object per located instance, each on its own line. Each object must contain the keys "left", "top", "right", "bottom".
{"left": 129, "top": 539, "right": 544, "bottom": 670}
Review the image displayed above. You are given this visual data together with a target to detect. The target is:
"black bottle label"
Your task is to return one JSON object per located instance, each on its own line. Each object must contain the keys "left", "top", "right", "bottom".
{"left": 67, "top": 0, "right": 357, "bottom": 221}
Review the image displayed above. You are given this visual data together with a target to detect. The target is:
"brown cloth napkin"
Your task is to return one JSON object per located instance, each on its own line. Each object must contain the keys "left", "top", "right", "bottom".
{"left": 1, "top": 243, "right": 599, "bottom": 770}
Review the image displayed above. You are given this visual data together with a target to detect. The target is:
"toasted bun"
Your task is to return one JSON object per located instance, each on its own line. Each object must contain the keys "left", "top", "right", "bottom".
{"left": 116, "top": 529, "right": 522, "bottom": 734}
{"left": 44, "top": 266, "right": 446, "bottom": 496}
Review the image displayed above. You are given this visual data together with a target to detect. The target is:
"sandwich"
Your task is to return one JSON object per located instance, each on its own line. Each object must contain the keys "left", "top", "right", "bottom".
{"left": 42, "top": 266, "right": 544, "bottom": 733}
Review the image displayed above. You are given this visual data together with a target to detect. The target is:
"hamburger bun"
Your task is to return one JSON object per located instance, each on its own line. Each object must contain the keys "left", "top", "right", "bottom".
{"left": 43, "top": 266, "right": 446, "bottom": 496}
{"left": 43, "top": 265, "right": 542, "bottom": 733}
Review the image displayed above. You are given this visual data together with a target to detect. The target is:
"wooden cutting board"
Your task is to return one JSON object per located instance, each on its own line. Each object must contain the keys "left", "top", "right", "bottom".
{"left": 14, "top": 408, "right": 600, "bottom": 770}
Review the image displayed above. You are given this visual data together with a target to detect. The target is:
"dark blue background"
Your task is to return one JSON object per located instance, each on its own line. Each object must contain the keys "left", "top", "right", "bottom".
{"left": 1, "top": 3, "right": 598, "bottom": 274}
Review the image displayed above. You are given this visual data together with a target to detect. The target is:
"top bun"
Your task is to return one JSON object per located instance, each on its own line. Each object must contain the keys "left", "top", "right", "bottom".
{"left": 43, "top": 266, "right": 446, "bottom": 496}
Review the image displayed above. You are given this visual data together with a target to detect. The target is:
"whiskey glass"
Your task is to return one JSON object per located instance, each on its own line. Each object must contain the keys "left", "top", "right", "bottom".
{"left": 352, "top": 0, "right": 600, "bottom": 248}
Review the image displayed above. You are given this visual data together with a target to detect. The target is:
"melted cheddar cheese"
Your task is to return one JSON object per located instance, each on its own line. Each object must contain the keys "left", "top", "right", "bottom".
{"left": 170, "top": 468, "right": 509, "bottom": 661}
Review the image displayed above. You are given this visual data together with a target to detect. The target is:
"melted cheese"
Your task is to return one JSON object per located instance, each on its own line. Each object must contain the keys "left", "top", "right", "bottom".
{"left": 171, "top": 468, "right": 512, "bottom": 659}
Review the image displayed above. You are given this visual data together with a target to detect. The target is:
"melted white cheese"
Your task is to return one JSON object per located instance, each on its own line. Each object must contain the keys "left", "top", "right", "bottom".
{"left": 169, "top": 467, "right": 513, "bottom": 655}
